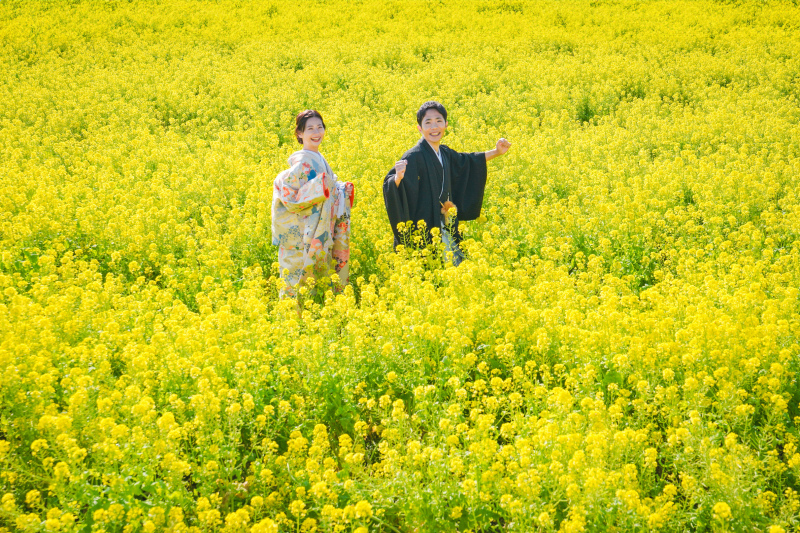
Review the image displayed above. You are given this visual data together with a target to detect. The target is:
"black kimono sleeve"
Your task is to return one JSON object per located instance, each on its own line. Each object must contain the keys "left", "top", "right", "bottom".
{"left": 383, "top": 154, "right": 421, "bottom": 245}
{"left": 446, "top": 148, "right": 488, "bottom": 221}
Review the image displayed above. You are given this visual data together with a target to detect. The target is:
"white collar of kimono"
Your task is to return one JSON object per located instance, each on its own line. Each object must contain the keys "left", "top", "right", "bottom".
{"left": 301, "top": 149, "right": 332, "bottom": 173}
{"left": 424, "top": 139, "right": 443, "bottom": 167}
{"left": 301, "top": 149, "right": 324, "bottom": 161}
{"left": 422, "top": 139, "right": 448, "bottom": 201}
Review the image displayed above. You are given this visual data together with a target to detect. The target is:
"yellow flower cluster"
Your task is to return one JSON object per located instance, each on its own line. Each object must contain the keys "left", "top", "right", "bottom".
{"left": 1, "top": 0, "right": 800, "bottom": 531}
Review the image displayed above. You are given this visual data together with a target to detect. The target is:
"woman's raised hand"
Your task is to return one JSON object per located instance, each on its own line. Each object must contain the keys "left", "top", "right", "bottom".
{"left": 394, "top": 160, "right": 407, "bottom": 186}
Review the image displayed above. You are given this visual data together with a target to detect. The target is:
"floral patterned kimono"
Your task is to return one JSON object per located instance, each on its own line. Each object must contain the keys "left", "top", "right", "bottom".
{"left": 272, "top": 150, "right": 353, "bottom": 298}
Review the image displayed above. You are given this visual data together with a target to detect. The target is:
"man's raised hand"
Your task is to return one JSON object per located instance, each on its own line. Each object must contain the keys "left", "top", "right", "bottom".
{"left": 496, "top": 138, "right": 511, "bottom": 155}
{"left": 394, "top": 160, "right": 407, "bottom": 187}
{"left": 485, "top": 139, "right": 512, "bottom": 161}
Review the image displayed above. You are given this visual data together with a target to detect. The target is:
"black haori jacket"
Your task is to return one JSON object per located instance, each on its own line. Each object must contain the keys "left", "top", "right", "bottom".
{"left": 383, "top": 138, "right": 487, "bottom": 249}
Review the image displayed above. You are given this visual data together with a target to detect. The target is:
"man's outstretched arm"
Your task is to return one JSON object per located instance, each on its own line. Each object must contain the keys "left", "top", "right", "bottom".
{"left": 484, "top": 138, "right": 512, "bottom": 161}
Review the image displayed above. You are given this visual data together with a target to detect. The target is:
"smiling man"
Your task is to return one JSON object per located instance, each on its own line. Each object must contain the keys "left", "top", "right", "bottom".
{"left": 383, "top": 101, "right": 511, "bottom": 264}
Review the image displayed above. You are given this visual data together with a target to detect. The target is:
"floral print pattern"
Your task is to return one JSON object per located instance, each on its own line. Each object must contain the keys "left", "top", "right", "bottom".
{"left": 272, "top": 150, "right": 353, "bottom": 298}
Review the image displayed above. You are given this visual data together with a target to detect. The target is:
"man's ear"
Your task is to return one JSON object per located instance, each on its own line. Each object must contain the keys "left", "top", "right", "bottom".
{"left": 417, "top": 124, "right": 423, "bottom": 134}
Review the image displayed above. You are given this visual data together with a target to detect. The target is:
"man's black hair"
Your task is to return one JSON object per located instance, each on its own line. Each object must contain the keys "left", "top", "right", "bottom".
{"left": 416, "top": 101, "right": 447, "bottom": 125}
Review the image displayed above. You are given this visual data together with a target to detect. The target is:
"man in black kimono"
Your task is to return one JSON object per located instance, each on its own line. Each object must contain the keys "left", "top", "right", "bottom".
{"left": 383, "top": 101, "right": 511, "bottom": 264}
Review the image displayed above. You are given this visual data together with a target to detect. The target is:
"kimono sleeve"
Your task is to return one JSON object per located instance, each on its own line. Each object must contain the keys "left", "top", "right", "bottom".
{"left": 275, "top": 160, "right": 330, "bottom": 214}
{"left": 383, "top": 155, "right": 420, "bottom": 242}
{"left": 448, "top": 149, "right": 488, "bottom": 221}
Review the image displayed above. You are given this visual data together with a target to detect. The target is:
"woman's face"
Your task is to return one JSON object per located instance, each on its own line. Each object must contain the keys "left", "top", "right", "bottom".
{"left": 301, "top": 117, "right": 325, "bottom": 151}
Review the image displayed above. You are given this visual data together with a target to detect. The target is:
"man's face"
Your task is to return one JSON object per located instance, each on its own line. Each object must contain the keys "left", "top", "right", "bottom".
{"left": 417, "top": 109, "right": 447, "bottom": 145}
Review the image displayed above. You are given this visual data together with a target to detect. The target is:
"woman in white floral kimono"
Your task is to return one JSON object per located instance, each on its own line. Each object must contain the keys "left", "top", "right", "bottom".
{"left": 272, "top": 110, "right": 354, "bottom": 298}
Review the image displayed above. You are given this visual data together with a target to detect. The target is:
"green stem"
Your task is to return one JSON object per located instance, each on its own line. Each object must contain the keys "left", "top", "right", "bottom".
{"left": 371, "top": 515, "right": 403, "bottom": 533}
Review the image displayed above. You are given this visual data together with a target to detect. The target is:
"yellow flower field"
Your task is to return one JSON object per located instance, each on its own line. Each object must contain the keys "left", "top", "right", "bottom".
{"left": 1, "top": 0, "right": 799, "bottom": 531}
